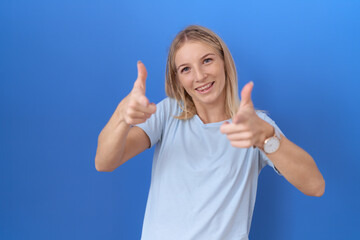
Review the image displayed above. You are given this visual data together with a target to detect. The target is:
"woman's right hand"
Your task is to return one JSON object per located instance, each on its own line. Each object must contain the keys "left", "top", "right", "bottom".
{"left": 119, "top": 61, "right": 156, "bottom": 126}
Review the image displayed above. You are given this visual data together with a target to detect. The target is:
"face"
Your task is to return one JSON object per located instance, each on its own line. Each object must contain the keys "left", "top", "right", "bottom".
{"left": 175, "top": 41, "right": 226, "bottom": 109}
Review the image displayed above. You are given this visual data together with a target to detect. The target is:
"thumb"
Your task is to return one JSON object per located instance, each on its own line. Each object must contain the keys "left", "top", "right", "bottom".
{"left": 240, "top": 81, "right": 254, "bottom": 108}
{"left": 133, "top": 61, "right": 147, "bottom": 92}
{"left": 233, "top": 81, "right": 254, "bottom": 124}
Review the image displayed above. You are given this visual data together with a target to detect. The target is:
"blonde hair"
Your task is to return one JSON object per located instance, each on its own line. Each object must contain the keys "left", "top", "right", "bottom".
{"left": 165, "top": 25, "right": 240, "bottom": 120}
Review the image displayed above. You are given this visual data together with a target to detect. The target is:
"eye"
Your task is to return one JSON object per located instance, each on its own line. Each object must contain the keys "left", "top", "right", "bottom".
{"left": 203, "top": 58, "right": 213, "bottom": 64}
{"left": 181, "top": 66, "right": 190, "bottom": 73}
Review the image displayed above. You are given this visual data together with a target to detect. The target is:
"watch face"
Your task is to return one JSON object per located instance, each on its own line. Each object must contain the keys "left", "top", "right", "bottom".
{"left": 264, "top": 137, "right": 280, "bottom": 154}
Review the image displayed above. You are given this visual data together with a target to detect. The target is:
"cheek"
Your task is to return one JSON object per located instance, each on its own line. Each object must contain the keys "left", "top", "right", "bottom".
{"left": 214, "top": 67, "right": 226, "bottom": 83}
{"left": 178, "top": 76, "right": 193, "bottom": 90}
{"left": 217, "top": 71, "right": 227, "bottom": 92}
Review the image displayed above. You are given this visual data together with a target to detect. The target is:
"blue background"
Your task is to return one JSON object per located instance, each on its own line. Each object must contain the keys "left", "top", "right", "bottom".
{"left": 1, "top": 0, "right": 359, "bottom": 239}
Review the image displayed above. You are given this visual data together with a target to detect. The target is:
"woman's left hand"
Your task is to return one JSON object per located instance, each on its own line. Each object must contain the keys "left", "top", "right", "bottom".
{"left": 220, "top": 81, "right": 274, "bottom": 149}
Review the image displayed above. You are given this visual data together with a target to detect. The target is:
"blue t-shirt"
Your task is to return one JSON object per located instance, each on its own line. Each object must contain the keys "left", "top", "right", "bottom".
{"left": 136, "top": 97, "right": 283, "bottom": 240}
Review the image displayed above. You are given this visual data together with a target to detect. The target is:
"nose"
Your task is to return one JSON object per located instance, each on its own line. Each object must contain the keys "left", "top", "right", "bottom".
{"left": 194, "top": 67, "right": 207, "bottom": 82}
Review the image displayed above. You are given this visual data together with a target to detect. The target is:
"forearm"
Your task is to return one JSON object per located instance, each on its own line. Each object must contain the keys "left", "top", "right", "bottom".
{"left": 220, "top": 81, "right": 325, "bottom": 196}
{"left": 95, "top": 61, "right": 156, "bottom": 171}
{"left": 95, "top": 102, "right": 131, "bottom": 171}
{"left": 262, "top": 126, "right": 325, "bottom": 196}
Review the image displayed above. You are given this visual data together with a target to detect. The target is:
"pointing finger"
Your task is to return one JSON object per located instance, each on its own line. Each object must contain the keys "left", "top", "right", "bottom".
{"left": 134, "top": 102, "right": 157, "bottom": 114}
{"left": 220, "top": 121, "right": 247, "bottom": 134}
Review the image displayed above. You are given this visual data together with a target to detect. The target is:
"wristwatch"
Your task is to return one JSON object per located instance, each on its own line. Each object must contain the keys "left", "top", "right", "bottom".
{"left": 263, "top": 127, "right": 281, "bottom": 154}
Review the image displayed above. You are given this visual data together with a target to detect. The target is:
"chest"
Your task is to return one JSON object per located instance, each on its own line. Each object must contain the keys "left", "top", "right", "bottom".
{"left": 156, "top": 119, "right": 258, "bottom": 178}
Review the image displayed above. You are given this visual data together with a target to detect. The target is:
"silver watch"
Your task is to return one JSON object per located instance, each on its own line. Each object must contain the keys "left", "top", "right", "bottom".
{"left": 263, "top": 127, "right": 281, "bottom": 154}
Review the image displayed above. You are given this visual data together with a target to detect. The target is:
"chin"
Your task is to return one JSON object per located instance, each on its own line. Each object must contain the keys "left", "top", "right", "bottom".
{"left": 193, "top": 94, "right": 220, "bottom": 105}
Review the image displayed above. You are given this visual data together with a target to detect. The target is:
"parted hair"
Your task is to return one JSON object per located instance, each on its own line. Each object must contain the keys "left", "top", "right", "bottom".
{"left": 165, "top": 25, "right": 240, "bottom": 120}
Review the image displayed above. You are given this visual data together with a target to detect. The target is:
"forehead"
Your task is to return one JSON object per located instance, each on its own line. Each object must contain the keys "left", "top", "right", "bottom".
{"left": 175, "top": 41, "right": 218, "bottom": 65}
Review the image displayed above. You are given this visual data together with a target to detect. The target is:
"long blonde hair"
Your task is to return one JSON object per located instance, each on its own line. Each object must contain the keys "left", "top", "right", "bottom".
{"left": 165, "top": 25, "right": 240, "bottom": 120}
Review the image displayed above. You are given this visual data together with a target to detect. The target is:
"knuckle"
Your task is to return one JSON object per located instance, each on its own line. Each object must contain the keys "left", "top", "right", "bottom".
{"left": 244, "top": 141, "right": 252, "bottom": 148}
{"left": 139, "top": 112, "right": 146, "bottom": 118}
{"left": 128, "top": 101, "right": 137, "bottom": 109}
{"left": 126, "top": 108, "right": 134, "bottom": 116}
{"left": 125, "top": 116, "right": 132, "bottom": 125}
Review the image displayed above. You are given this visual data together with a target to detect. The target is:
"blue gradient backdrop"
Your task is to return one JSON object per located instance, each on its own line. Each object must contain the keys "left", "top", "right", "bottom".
{"left": 1, "top": 0, "right": 359, "bottom": 239}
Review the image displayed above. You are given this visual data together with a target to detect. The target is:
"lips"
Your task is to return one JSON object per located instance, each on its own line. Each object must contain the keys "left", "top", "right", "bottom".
{"left": 195, "top": 81, "right": 215, "bottom": 91}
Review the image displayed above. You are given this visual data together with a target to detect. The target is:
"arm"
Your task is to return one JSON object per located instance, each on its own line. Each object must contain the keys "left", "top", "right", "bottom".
{"left": 220, "top": 81, "right": 325, "bottom": 197}
{"left": 95, "top": 107, "right": 151, "bottom": 172}
{"left": 258, "top": 122, "right": 325, "bottom": 197}
{"left": 95, "top": 61, "right": 156, "bottom": 172}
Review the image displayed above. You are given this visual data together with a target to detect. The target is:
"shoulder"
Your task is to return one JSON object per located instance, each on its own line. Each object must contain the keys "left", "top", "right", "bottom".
{"left": 157, "top": 97, "right": 176, "bottom": 107}
{"left": 255, "top": 110, "right": 276, "bottom": 125}
{"left": 156, "top": 97, "right": 181, "bottom": 117}
{"left": 255, "top": 110, "right": 285, "bottom": 136}
{"left": 255, "top": 110, "right": 270, "bottom": 120}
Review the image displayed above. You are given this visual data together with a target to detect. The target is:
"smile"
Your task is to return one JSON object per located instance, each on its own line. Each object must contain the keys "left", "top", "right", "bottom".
{"left": 195, "top": 81, "right": 215, "bottom": 93}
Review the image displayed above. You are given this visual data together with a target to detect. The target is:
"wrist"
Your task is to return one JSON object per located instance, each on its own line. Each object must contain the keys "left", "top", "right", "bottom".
{"left": 256, "top": 121, "right": 275, "bottom": 149}
{"left": 115, "top": 99, "right": 132, "bottom": 128}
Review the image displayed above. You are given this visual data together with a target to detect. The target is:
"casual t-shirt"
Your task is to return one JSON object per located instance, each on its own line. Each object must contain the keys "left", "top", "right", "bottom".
{"left": 136, "top": 97, "right": 283, "bottom": 240}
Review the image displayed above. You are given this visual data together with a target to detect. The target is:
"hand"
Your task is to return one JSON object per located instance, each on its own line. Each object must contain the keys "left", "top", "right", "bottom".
{"left": 220, "top": 81, "right": 273, "bottom": 148}
{"left": 120, "top": 61, "right": 156, "bottom": 125}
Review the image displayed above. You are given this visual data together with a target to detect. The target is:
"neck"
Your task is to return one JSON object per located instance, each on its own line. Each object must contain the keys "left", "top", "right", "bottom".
{"left": 194, "top": 96, "right": 229, "bottom": 124}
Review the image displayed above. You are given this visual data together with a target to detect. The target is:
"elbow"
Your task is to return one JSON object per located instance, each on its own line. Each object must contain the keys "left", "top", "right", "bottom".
{"left": 95, "top": 156, "right": 116, "bottom": 172}
{"left": 315, "top": 179, "right": 326, "bottom": 197}
{"left": 95, "top": 165, "right": 114, "bottom": 172}
{"left": 305, "top": 178, "right": 325, "bottom": 197}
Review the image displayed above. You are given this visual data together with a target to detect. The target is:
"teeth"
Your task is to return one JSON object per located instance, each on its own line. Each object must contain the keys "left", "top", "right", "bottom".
{"left": 197, "top": 82, "right": 213, "bottom": 91}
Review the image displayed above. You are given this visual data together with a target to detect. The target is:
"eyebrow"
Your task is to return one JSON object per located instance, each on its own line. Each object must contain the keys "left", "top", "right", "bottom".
{"left": 176, "top": 53, "right": 215, "bottom": 72}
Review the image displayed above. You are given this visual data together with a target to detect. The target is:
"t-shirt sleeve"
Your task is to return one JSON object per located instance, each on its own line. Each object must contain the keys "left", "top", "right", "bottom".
{"left": 135, "top": 98, "right": 170, "bottom": 148}
{"left": 256, "top": 111, "right": 284, "bottom": 175}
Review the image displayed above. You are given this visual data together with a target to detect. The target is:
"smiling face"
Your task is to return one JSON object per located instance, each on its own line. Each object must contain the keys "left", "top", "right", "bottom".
{"left": 175, "top": 41, "right": 227, "bottom": 111}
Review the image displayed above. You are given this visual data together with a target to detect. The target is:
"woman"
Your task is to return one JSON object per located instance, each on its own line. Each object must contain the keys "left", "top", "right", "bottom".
{"left": 95, "top": 25, "right": 325, "bottom": 240}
